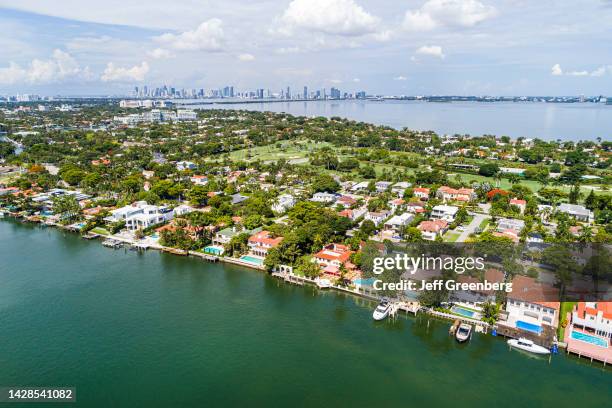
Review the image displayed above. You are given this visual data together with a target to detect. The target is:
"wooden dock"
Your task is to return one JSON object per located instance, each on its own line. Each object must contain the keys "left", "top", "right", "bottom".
{"left": 494, "top": 322, "right": 555, "bottom": 348}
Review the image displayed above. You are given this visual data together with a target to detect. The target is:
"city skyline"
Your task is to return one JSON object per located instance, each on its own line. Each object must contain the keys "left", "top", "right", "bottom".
{"left": 0, "top": 1, "right": 612, "bottom": 96}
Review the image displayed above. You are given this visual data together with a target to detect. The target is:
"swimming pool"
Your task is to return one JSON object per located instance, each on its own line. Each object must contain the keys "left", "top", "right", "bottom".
{"left": 571, "top": 331, "right": 609, "bottom": 348}
{"left": 516, "top": 320, "right": 542, "bottom": 334}
{"left": 239, "top": 255, "right": 264, "bottom": 266}
{"left": 451, "top": 306, "right": 476, "bottom": 318}
{"left": 354, "top": 278, "right": 376, "bottom": 286}
{"left": 204, "top": 246, "right": 223, "bottom": 255}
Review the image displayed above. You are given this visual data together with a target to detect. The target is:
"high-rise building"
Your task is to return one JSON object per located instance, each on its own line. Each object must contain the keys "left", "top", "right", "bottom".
{"left": 286, "top": 86, "right": 291, "bottom": 99}
{"left": 303, "top": 86, "right": 308, "bottom": 100}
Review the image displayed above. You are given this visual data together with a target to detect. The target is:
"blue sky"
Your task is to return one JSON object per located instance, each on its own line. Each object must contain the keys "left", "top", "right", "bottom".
{"left": 0, "top": 0, "right": 611, "bottom": 96}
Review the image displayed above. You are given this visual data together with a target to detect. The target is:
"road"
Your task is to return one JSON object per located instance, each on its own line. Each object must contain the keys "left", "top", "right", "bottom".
{"left": 456, "top": 213, "right": 489, "bottom": 242}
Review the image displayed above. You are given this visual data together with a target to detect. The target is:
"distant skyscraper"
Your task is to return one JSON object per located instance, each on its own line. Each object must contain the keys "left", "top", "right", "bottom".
{"left": 286, "top": 86, "right": 291, "bottom": 99}
{"left": 303, "top": 86, "right": 308, "bottom": 100}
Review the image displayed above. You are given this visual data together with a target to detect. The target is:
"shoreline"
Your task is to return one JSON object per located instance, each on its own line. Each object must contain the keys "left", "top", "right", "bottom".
{"left": 4, "top": 215, "right": 612, "bottom": 370}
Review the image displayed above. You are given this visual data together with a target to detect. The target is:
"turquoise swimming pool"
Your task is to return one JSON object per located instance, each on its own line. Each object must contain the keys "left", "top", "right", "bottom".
{"left": 516, "top": 320, "right": 542, "bottom": 334}
{"left": 571, "top": 330, "right": 609, "bottom": 348}
{"left": 240, "top": 255, "right": 264, "bottom": 266}
{"left": 451, "top": 305, "right": 477, "bottom": 318}
{"left": 354, "top": 278, "right": 376, "bottom": 286}
{"left": 204, "top": 246, "right": 223, "bottom": 255}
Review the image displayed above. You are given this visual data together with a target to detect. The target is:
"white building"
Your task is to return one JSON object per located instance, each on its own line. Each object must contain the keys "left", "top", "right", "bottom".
{"left": 503, "top": 275, "right": 560, "bottom": 330}
{"left": 272, "top": 194, "right": 296, "bottom": 213}
{"left": 571, "top": 302, "right": 612, "bottom": 339}
{"left": 311, "top": 192, "right": 339, "bottom": 204}
{"left": 391, "top": 182, "right": 411, "bottom": 197}
{"left": 557, "top": 203, "right": 594, "bottom": 223}
{"left": 430, "top": 205, "right": 458, "bottom": 222}
{"left": 383, "top": 213, "right": 413, "bottom": 235}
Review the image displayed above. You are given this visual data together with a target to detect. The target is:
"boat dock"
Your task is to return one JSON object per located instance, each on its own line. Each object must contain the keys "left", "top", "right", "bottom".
{"left": 271, "top": 271, "right": 304, "bottom": 286}
{"left": 494, "top": 322, "right": 555, "bottom": 348}
{"left": 102, "top": 238, "right": 124, "bottom": 248}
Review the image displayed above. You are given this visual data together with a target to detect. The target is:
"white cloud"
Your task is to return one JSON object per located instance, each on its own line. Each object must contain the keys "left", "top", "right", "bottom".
{"left": 0, "top": 49, "right": 88, "bottom": 84}
{"left": 101, "top": 61, "right": 149, "bottom": 82}
{"left": 276, "top": 46, "right": 302, "bottom": 54}
{"left": 156, "top": 19, "right": 224, "bottom": 51}
{"left": 394, "top": 75, "right": 408, "bottom": 81}
{"left": 567, "top": 70, "right": 589, "bottom": 77}
{"left": 329, "top": 78, "right": 342, "bottom": 84}
{"left": 237, "top": 53, "right": 255, "bottom": 61}
{"left": 415, "top": 45, "right": 445, "bottom": 59}
{"left": 589, "top": 66, "right": 608, "bottom": 77}
{"left": 148, "top": 48, "right": 174, "bottom": 59}
{"left": 353, "top": 78, "right": 361, "bottom": 82}
{"left": 551, "top": 64, "right": 611, "bottom": 77}
{"left": 404, "top": 0, "right": 497, "bottom": 31}
{"left": 278, "top": 0, "right": 380, "bottom": 37}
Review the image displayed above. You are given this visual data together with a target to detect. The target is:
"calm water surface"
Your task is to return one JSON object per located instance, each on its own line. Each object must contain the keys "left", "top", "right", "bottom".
{"left": 188, "top": 99, "right": 612, "bottom": 141}
{"left": 0, "top": 220, "right": 610, "bottom": 407}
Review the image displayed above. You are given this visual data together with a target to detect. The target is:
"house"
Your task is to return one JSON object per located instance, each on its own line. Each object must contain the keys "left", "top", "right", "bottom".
{"left": 231, "top": 193, "right": 249, "bottom": 205}
{"left": 431, "top": 205, "right": 459, "bottom": 222}
{"left": 351, "top": 181, "right": 370, "bottom": 193}
{"left": 382, "top": 213, "right": 414, "bottom": 240}
{"left": 125, "top": 204, "right": 174, "bottom": 231}
{"left": 338, "top": 206, "right": 367, "bottom": 221}
{"left": 557, "top": 203, "right": 594, "bottom": 223}
{"left": 450, "top": 269, "right": 505, "bottom": 306}
{"left": 570, "top": 302, "right": 612, "bottom": 339}
{"left": 365, "top": 210, "right": 390, "bottom": 226}
{"left": 213, "top": 226, "right": 262, "bottom": 246}
{"left": 106, "top": 202, "right": 149, "bottom": 223}
{"left": 406, "top": 201, "right": 426, "bottom": 214}
{"left": 313, "top": 243, "right": 354, "bottom": 275}
{"left": 417, "top": 219, "right": 448, "bottom": 241}
{"left": 496, "top": 218, "right": 525, "bottom": 233}
{"left": 247, "top": 230, "right": 283, "bottom": 257}
{"left": 272, "top": 194, "right": 295, "bottom": 214}
{"left": 413, "top": 187, "right": 430, "bottom": 200}
{"left": 437, "top": 186, "right": 475, "bottom": 202}
{"left": 375, "top": 181, "right": 392, "bottom": 193}
{"left": 388, "top": 198, "right": 405, "bottom": 213}
{"left": 391, "top": 181, "right": 411, "bottom": 197}
{"left": 176, "top": 161, "right": 196, "bottom": 171}
{"left": 565, "top": 302, "right": 612, "bottom": 363}
{"left": 335, "top": 195, "right": 357, "bottom": 208}
{"left": 190, "top": 175, "right": 209, "bottom": 186}
{"left": 311, "top": 192, "right": 339, "bottom": 204}
{"left": 504, "top": 275, "right": 560, "bottom": 331}
{"left": 509, "top": 198, "right": 527, "bottom": 214}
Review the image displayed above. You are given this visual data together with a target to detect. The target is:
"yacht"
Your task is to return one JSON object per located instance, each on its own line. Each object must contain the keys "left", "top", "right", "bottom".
{"left": 455, "top": 323, "right": 472, "bottom": 342}
{"left": 507, "top": 338, "right": 550, "bottom": 355}
{"left": 372, "top": 300, "right": 392, "bottom": 321}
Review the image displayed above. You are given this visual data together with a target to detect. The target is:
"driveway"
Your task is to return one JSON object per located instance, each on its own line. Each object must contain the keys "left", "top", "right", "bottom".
{"left": 456, "top": 213, "right": 489, "bottom": 242}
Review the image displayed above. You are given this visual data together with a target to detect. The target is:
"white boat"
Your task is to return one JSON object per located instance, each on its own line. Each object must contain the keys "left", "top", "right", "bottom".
{"left": 315, "top": 278, "right": 332, "bottom": 289}
{"left": 372, "top": 300, "right": 391, "bottom": 321}
{"left": 455, "top": 323, "right": 472, "bottom": 342}
{"left": 507, "top": 338, "right": 550, "bottom": 355}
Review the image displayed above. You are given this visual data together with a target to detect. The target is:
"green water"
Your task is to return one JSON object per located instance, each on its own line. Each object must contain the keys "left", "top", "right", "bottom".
{"left": 1, "top": 220, "right": 610, "bottom": 407}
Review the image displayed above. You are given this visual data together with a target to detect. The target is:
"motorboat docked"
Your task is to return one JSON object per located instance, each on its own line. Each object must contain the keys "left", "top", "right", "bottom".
{"left": 372, "top": 300, "right": 392, "bottom": 321}
{"left": 315, "top": 278, "right": 332, "bottom": 289}
{"left": 507, "top": 338, "right": 550, "bottom": 355}
{"left": 455, "top": 323, "right": 472, "bottom": 343}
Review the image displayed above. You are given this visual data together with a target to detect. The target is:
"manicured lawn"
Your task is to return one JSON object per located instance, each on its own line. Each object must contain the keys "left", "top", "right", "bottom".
{"left": 558, "top": 301, "right": 577, "bottom": 341}
{"left": 443, "top": 232, "right": 460, "bottom": 242}
{"left": 478, "top": 218, "right": 490, "bottom": 231}
{"left": 224, "top": 140, "right": 332, "bottom": 162}
{"left": 91, "top": 227, "right": 110, "bottom": 235}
